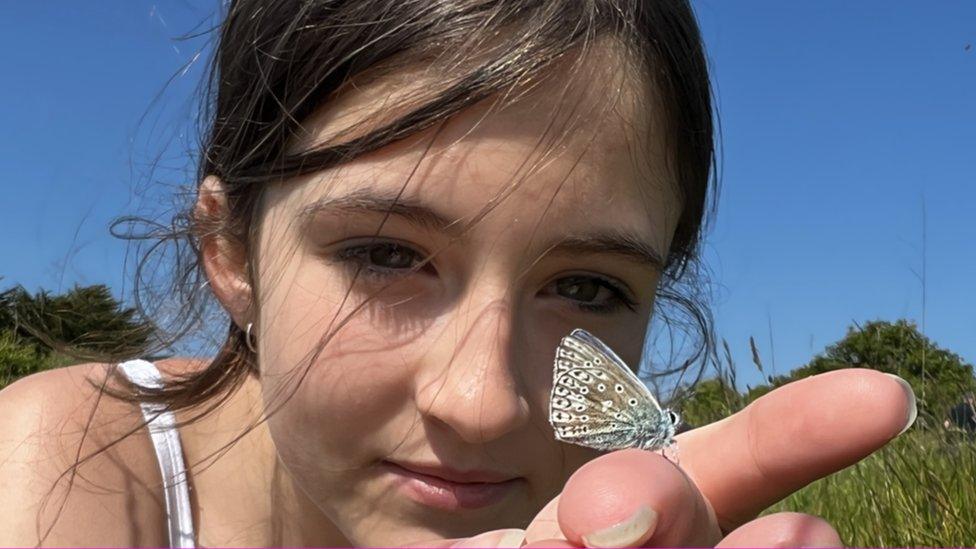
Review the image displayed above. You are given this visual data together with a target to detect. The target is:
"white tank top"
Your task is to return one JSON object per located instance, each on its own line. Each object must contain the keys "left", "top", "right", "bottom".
{"left": 117, "top": 359, "right": 196, "bottom": 548}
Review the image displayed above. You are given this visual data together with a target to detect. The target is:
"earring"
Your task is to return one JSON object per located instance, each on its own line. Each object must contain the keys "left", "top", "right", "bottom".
{"left": 245, "top": 322, "right": 257, "bottom": 353}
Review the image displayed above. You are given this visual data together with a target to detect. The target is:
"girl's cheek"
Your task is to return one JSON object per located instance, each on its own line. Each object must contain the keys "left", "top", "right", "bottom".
{"left": 258, "top": 262, "right": 445, "bottom": 426}
{"left": 266, "top": 315, "right": 419, "bottom": 463}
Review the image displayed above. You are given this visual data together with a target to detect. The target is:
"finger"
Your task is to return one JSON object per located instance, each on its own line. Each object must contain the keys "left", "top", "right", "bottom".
{"left": 450, "top": 529, "right": 526, "bottom": 548}
{"left": 402, "top": 538, "right": 463, "bottom": 547}
{"left": 524, "top": 494, "right": 565, "bottom": 545}
{"left": 716, "top": 512, "right": 842, "bottom": 547}
{"left": 557, "top": 449, "right": 721, "bottom": 547}
{"left": 523, "top": 539, "right": 576, "bottom": 548}
{"left": 676, "top": 369, "right": 915, "bottom": 531}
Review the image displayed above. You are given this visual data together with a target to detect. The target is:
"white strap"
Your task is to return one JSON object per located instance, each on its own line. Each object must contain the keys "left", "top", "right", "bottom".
{"left": 117, "top": 360, "right": 196, "bottom": 548}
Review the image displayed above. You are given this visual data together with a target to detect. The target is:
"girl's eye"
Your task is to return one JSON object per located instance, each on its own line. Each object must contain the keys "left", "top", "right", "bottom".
{"left": 364, "top": 243, "right": 416, "bottom": 269}
{"left": 555, "top": 277, "right": 603, "bottom": 302}
{"left": 335, "top": 241, "right": 430, "bottom": 276}
{"left": 545, "top": 274, "right": 638, "bottom": 314}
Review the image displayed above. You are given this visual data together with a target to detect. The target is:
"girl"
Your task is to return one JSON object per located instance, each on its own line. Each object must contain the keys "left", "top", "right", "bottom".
{"left": 0, "top": 1, "right": 915, "bottom": 547}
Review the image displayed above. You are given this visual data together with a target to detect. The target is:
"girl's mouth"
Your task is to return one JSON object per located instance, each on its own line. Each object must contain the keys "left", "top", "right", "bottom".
{"left": 380, "top": 460, "right": 523, "bottom": 511}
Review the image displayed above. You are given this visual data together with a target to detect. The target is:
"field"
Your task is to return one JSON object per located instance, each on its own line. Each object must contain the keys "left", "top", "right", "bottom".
{"left": 766, "top": 429, "right": 976, "bottom": 546}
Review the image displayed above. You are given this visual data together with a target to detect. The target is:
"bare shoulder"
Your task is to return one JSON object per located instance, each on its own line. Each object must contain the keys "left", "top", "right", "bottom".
{"left": 0, "top": 358, "right": 206, "bottom": 547}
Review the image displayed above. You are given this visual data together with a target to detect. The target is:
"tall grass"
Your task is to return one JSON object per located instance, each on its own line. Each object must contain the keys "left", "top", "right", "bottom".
{"left": 685, "top": 337, "right": 976, "bottom": 547}
{"left": 767, "top": 429, "right": 976, "bottom": 546}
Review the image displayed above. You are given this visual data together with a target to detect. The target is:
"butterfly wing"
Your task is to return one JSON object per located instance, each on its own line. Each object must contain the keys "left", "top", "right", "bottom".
{"left": 556, "top": 329, "right": 665, "bottom": 412}
{"left": 549, "top": 329, "right": 669, "bottom": 452}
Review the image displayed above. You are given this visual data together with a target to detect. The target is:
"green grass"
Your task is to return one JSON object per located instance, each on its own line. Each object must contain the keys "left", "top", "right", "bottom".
{"left": 679, "top": 330, "right": 976, "bottom": 547}
{"left": 765, "top": 429, "right": 976, "bottom": 546}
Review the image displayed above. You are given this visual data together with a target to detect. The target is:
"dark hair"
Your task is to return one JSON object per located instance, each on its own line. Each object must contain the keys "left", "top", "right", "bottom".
{"left": 36, "top": 0, "right": 718, "bottom": 543}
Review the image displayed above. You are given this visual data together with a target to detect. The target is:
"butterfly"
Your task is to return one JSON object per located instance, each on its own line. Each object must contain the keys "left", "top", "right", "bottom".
{"left": 548, "top": 328, "right": 680, "bottom": 453}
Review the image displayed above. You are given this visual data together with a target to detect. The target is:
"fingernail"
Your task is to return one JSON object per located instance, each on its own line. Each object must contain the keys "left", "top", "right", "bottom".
{"left": 884, "top": 373, "right": 917, "bottom": 436}
{"left": 581, "top": 505, "right": 657, "bottom": 548}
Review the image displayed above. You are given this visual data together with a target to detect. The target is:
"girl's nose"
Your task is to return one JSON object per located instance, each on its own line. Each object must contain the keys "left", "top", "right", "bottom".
{"left": 414, "top": 298, "right": 532, "bottom": 445}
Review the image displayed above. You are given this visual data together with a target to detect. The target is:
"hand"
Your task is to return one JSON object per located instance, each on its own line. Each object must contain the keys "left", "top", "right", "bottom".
{"left": 409, "top": 368, "right": 915, "bottom": 547}
{"left": 522, "top": 368, "right": 914, "bottom": 547}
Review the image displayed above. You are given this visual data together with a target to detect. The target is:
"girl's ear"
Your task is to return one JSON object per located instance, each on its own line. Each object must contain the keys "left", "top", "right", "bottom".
{"left": 195, "top": 175, "right": 254, "bottom": 329}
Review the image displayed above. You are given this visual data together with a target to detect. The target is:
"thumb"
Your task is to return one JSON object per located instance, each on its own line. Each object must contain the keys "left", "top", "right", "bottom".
{"left": 450, "top": 528, "right": 527, "bottom": 548}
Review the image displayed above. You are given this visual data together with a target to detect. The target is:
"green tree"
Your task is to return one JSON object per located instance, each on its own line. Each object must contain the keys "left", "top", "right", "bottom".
{"left": 0, "top": 284, "right": 155, "bottom": 386}
{"left": 679, "top": 320, "right": 974, "bottom": 428}
{"left": 769, "top": 319, "right": 975, "bottom": 424}
{"left": 0, "top": 286, "right": 49, "bottom": 356}
{"left": 0, "top": 330, "right": 62, "bottom": 389}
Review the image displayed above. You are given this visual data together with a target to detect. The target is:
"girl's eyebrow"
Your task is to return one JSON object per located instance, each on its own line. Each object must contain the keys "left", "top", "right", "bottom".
{"left": 544, "top": 233, "right": 666, "bottom": 270}
{"left": 297, "top": 190, "right": 459, "bottom": 234}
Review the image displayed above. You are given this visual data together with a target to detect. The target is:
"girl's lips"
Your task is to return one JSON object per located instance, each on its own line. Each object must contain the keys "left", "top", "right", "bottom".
{"left": 381, "top": 461, "right": 522, "bottom": 511}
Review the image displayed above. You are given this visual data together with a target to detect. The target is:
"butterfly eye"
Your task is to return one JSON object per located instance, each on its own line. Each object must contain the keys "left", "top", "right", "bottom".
{"left": 668, "top": 411, "right": 680, "bottom": 425}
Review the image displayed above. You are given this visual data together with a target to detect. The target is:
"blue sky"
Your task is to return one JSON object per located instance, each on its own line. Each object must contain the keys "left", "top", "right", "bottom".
{"left": 1, "top": 2, "right": 973, "bottom": 389}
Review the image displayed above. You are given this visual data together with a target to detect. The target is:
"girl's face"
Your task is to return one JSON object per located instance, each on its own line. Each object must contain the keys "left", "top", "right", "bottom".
{"left": 252, "top": 47, "right": 679, "bottom": 545}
